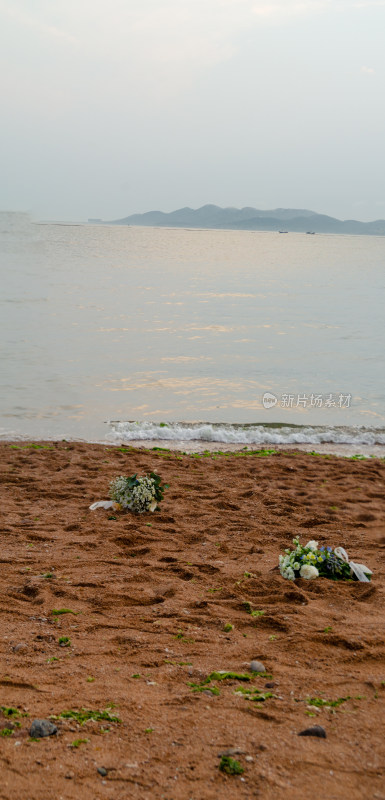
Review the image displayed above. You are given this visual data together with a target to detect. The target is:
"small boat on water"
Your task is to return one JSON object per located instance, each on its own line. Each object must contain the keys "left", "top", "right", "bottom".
{"left": 306, "top": 231, "right": 315, "bottom": 235}
{"left": 279, "top": 230, "right": 288, "bottom": 234}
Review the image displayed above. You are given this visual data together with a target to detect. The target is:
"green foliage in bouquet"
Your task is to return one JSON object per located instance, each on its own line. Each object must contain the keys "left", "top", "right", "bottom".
{"left": 109, "top": 472, "right": 168, "bottom": 513}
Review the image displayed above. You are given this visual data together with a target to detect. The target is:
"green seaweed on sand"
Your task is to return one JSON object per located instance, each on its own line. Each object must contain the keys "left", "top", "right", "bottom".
{"left": 219, "top": 756, "right": 244, "bottom": 775}
{"left": 58, "top": 636, "right": 71, "bottom": 647}
{"left": 242, "top": 601, "right": 265, "bottom": 617}
{"left": 307, "top": 696, "right": 350, "bottom": 709}
{"left": 9, "top": 444, "right": 54, "bottom": 450}
{"left": 54, "top": 708, "right": 121, "bottom": 725}
{"left": 187, "top": 670, "right": 255, "bottom": 696}
{"left": 188, "top": 448, "right": 277, "bottom": 459}
{"left": 245, "top": 448, "right": 277, "bottom": 457}
{"left": 52, "top": 608, "right": 78, "bottom": 616}
{"left": 208, "top": 671, "right": 253, "bottom": 682}
{"left": 1, "top": 707, "right": 22, "bottom": 718}
{"left": 188, "top": 683, "right": 220, "bottom": 696}
{"left": 173, "top": 629, "right": 195, "bottom": 643}
{"left": 188, "top": 670, "right": 275, "bottom": 702}
{"left": 234, "top": 686, "right": 275, "bottom": 701}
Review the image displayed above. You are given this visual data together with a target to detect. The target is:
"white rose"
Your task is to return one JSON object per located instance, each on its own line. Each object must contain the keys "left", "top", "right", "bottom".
{"left": 306, "top": 540, "right": 318, "bottom": 551}
{"left": 300, "top": 564, "right": 319, "bottom": 580}
{"left": 149, "top": 499, "right": 157, "bottom": 513}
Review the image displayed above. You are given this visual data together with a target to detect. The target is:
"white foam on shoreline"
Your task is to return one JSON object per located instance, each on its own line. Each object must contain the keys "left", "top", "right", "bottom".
{"left": 107, "top": 420, "right": 385, "bottom": 447}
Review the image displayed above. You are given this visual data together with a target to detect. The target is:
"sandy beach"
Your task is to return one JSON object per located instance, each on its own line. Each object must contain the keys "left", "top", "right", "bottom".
{"left": 1, "top": 441, "right": 384, "bottom": 799}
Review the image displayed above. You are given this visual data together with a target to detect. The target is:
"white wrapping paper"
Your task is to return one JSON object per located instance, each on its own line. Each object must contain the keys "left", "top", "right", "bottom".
{"left": 334, "top": 546, "right": 372, "bottom": 582}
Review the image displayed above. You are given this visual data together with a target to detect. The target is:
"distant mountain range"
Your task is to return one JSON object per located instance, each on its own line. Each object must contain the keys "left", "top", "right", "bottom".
{"left": 105, "top": 204, "right": 385, "bottom": 235}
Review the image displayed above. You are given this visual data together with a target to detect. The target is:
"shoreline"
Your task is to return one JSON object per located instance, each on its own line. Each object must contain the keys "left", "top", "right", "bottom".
{"left": 117, "top": 439, "right": 385, "bottom": 458}
{"left": 2, "top": 435, "right": 385, "bottom": 458}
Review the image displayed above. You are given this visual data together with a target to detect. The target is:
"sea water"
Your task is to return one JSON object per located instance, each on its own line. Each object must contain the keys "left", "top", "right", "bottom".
{"left": 1, "top": 212, "right": 384, "bottom": 451}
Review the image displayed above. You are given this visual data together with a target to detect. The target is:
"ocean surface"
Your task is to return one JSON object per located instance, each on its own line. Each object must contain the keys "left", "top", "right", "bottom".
{"left": 1, "top": 211, "right": 385, "bottom": 452}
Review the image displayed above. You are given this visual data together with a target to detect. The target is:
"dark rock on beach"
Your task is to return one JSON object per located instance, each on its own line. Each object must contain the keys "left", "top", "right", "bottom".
{"left": 97, "top": 767, "right": 108, "bottom": 776}
{"left": 298, "top": 725, "right": 327, "bottom": 738}
{"left": 29, "top": 719, "right": 58, "bottom": 738}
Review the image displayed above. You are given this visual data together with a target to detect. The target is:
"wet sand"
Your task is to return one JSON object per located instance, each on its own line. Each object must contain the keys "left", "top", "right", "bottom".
{"left": 124, "top": 439, "right": 385, "bottom": 458}
{"left": 0, "top": 441, "right": 384, "bottom": 799}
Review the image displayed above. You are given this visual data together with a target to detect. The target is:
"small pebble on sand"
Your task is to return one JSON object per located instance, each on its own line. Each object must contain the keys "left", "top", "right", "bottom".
{"left": 97, "top": 767, "right": 108, "bottom": 777}
{"left": 13, "top": 643, "right": 28, "bottom": 653}
{"left": 250, "top": 660, "right": 266, "bottom": 673}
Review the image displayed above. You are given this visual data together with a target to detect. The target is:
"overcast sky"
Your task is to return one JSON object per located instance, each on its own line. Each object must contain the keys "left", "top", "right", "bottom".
{"left": 1, "top": 0, "right": 384, "bottom": 221}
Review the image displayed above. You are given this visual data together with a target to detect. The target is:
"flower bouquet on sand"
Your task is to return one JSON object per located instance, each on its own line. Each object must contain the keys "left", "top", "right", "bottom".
{"left": 279, "top": 537, "right": 372, "bottom": 582}
{"left": 90, "top": 473, "right": 168, "bottom": 514}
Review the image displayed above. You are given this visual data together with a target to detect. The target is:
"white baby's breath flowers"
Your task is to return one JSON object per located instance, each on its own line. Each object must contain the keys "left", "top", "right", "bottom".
{"left": 306, "top": 540, "right": 318, "bottom": 551}
{"left": 300, "top": 564, "right": 319, "bottom": 580}
{"left": 279, "top": 553, "right": 296, "bottom": 580}
{"left": 129, "top": 476, "right": 157, "bottom": 513}
{"left": 285, "top": 566, "right": 295, "bottom": 580}
{"left": 109, "top": 474, "right": 158, "bottom": 513}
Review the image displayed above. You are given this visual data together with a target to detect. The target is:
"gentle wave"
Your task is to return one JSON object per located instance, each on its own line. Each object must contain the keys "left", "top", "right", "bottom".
{"left": 108, "top": 421, "right": 385, "bottom": 446}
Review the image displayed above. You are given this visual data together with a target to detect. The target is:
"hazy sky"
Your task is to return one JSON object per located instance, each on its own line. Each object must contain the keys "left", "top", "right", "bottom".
{"left": 1, "top": 0, "right": 385, "bottom": 221}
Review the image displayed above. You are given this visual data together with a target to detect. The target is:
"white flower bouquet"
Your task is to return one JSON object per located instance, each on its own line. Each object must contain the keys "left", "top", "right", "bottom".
{"left": 279, "top": 537, "right": 372, "bottom": 582}
{"left": 109, "top": 473, "right": 168, "bottom": 513}
{"left": 89, "top": 472, "right": 168, "bottom": 514}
